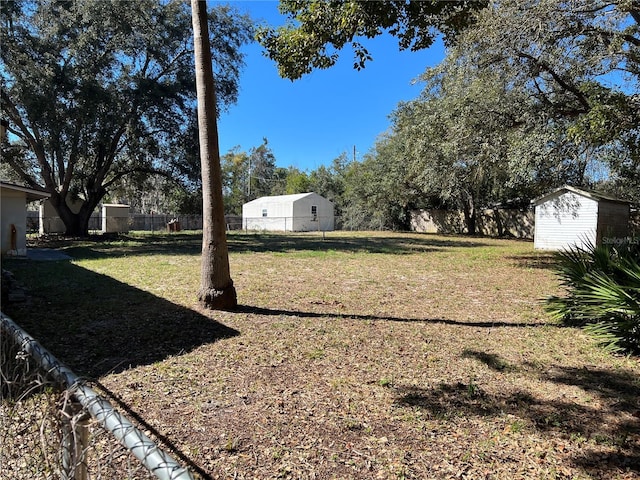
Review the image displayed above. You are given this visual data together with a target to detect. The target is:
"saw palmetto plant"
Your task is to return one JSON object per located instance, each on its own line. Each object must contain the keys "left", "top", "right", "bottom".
{"left": 547, "top": 239, "right": 640, "bottom": 353}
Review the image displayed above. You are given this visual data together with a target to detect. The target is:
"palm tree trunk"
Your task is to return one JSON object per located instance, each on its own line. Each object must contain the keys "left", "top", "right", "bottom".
{"left": 191, "top": 0, "right": 237, "bottom": 310}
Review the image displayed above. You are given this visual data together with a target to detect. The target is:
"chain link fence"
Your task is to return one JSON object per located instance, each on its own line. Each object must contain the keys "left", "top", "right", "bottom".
{"left": 26, "top": 211, "right": 244, "bottom": 234}
{"left": 1, "top": 313, "right": 195, "bottom": 480}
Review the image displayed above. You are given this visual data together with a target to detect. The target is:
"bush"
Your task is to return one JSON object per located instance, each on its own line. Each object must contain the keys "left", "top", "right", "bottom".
{"left": 546, "top": 239, "right": 640, "bottom": 353}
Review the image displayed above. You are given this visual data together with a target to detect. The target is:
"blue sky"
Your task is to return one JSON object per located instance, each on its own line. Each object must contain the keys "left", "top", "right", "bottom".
{"left": 214, "top": 1, "right": 446, "bottom": 171}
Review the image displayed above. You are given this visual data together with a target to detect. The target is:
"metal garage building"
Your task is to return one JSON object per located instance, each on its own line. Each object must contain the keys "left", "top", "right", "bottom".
{"left": 242, "top": 192, "right": 334, "bottom": 232}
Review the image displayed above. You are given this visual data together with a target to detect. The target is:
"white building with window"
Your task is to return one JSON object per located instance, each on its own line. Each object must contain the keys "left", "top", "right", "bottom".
{"left": 242, "top": 192, "right": 335, "bottom": 232}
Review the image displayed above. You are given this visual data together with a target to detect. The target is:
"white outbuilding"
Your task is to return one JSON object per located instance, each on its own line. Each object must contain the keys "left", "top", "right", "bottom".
{"left": 242, "top": 192, "right": 334, "bottom": 232}
{"left": 532, "top": 185, "right": 631, "bottom": 251}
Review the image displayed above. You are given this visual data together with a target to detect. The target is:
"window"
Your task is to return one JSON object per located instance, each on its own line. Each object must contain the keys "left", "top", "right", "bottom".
{"left": 311, "top": 205, "right": 317, "bottom": 221}
{"left": 262, "top": 209, "right": 267, "bottom": 217}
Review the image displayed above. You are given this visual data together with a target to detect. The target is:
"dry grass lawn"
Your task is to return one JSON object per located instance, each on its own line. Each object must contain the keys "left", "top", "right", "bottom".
{"left": 4, "top": 231, "right": 639, "bottom": 479}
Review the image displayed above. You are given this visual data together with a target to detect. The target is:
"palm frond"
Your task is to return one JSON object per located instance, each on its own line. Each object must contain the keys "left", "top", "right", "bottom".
{"left": 546, "top": 239, "right": 640, "bottom": 354}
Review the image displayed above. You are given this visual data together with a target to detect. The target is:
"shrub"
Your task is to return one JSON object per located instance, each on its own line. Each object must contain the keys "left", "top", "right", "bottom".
{"left": 546, "top": 239, "right": 640, "bottom": 353}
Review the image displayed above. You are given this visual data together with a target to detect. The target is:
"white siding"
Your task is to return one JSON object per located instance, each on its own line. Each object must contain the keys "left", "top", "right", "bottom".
{"left": 242, "top": 197, "right": 292, "bottom": 231}
{"left": 242, "top": 193, "right": 334, "bottom": 232}
{"left": 534, "top": 191, "right": 598, "bottom": 251}
{"left": 291, "top": 193, "right": 334, "bottom": 231}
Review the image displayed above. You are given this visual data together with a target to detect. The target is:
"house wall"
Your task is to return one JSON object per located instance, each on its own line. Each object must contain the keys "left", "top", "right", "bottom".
{"left": 596, "top": 201, "right": 630, "bottom": 245}
{"left": 534, "top": 191, "right": 598, "bottom": 250}
{"left": 1, "top": 189, "right": 27, "bottom": 255}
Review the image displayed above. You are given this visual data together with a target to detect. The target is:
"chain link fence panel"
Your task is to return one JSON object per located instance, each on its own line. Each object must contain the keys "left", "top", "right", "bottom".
{"left": 1, "top": 313, "right": 195, "bottom": 480}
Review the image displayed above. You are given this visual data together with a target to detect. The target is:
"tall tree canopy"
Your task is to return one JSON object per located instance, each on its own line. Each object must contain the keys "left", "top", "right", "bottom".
{"left": 292, "top": 0, "right": 639, "bottom": 231}
{"left": 248, "top": 138, "right": 277, "bottom": 198}
{"left": 256, "top": 0, "right": 488, "bottom": 80}
{"left": 448, "top": 0, "right": 640, "bottom": 201}
{"left": 221, "top": 147, "right": 251, "bottom": 216}
{"left": 0, "top": 0, "right": 252, "bottom": 235}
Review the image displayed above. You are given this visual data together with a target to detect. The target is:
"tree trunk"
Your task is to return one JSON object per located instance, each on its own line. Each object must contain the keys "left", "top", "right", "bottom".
{"left": 48, "top": 192, "right": 85, "bottom": 237}
{"left": 461, "top": 195, "right": 477, "bottom": 236}
{"left": 50, "top": 190, "right": 103, "bottom": 237}
{"left": 61, "top": 212, "right": 91, "bottom": 237}
{"left": 191, "top": 0, "right": 237, "bottom": 310}
{"left": 493, "top": 207, "right": 504, "bottom": 237}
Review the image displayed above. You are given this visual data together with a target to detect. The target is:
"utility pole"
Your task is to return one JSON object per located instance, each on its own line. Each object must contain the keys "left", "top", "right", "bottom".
{"left": 247, "top": 155, "right": 251, "bottom": 197}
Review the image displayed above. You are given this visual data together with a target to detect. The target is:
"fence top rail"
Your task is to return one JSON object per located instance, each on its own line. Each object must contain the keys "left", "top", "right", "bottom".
{"left": 1, "top": 312, "right": 195, "bottom": 480}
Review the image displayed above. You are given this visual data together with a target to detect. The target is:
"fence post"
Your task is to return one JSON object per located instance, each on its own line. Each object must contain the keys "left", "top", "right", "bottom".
{"left": 61, "top": 397, "right": 89, "bottom": 480}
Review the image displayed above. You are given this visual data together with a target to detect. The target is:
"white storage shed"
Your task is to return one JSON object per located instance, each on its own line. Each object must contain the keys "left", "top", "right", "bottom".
{"left": 242, "top": 192, "right": 334, "bottom": 232}
{"left": 532, "top": 185, "right": 631, "bottom": 251}
{"left": 101, "top": 204, "right": 130, "bottom": 233}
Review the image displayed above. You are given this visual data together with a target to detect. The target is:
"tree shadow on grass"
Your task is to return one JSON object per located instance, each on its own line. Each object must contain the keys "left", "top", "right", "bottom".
{"left": 505, "top": 253, "right": 559, "bottom": 270}
{"left": 461, "top": 349, "right": 518, "bottom": 372}
{"left": 235, "top": 304, "right": 551, "bottom": 328}
{"left": 541, "top": 364, "right": 640, "bottom": 474}
{"left": 2, "top": 259, "right": 239, "bottom": 379}
{"left": 2, "top": 258, "right": 238, "bottom": 479}
{"left": 47, "top": 232, "right": 203, "bottom": 260}
{"left": 37, "top": 231, "right": 494, "bottom": 260}
{"left": 394, "top": 350, "right": 640, "bottom": 477}
{"left": 542, "top": 364, "right": 640, "bottom": 404}
{"left": 228, "top": 232, "right": 492, "bottom": 255}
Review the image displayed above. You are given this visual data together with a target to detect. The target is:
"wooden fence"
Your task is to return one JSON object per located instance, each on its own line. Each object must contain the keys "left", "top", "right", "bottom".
{"left": 28, "top": 212, "right": 244, "bottom": 233}
{"left": 410, "top": 209, "right": 535, "bottom": 238}
{"left": 28, "top": 209, "right": 639, "bottom": 238}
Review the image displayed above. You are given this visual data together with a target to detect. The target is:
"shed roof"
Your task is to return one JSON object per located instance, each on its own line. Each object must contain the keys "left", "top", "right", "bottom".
{"left": 0, "top": 181, "right": 50, "bottom": 202}
{"left": 244, "top": 192, "right": 322, "bottom": 205}
{"left": 531, "top": 185, "right": 632, "bottom": 206}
